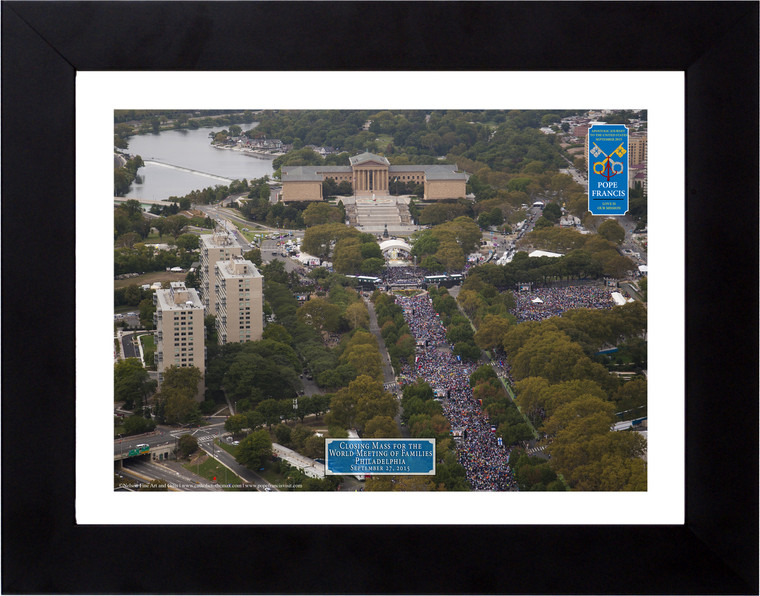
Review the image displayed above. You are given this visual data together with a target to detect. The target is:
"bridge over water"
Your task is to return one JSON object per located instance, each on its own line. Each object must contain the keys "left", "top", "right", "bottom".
{"left": 143, "top": 159, "right": 234, "bottom": 184}
{"left": 114, "top": 197, "right": 176, "bottom": 207}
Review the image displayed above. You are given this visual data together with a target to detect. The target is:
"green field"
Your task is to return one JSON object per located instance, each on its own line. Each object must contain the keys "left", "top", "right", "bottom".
{"left": 255, "top": 460, "right": 296, "bottom": 487}
{"left": 215, "top": 438, "right": 239, "bottom": 457}
{"left": 214, "top": 439, "right": 301, "bottom": 489}
{"left": 183, "top": 455, "right": 246, "bottom": 491}
{"left": 221, "top": 220, "right": 267, "bottom": 243}
{"left": 139, "top": 334, "right": 156, "bottom": 367}
{"left": 114, "top": 271, "right": 186, "bottom": 289}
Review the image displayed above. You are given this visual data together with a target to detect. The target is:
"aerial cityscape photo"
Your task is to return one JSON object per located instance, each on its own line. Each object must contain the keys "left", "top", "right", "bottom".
{"left": 113, "top": 108, "right": 648, "bottom": 493}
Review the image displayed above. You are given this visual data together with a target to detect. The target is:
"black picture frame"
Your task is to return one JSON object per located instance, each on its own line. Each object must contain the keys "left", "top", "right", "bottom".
{"left": 2, "top": 2, "right": 757, "bottom": 594}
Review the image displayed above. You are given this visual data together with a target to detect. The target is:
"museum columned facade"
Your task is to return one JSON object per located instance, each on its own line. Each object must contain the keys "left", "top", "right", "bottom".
{"left": 280, "top": 152, "right": 468, "bottom": 202}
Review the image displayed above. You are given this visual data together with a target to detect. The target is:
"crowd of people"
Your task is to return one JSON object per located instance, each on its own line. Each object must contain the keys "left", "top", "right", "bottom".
{"left": 490, "top": 350, "right": 516, "bottom": 386}
{"left": 383, "top": 266, "right": 426, "bottom": 286}
{"left": 511, "top": 284, "right": 614, "bottom": 322}
{"left": 396, "top": 293, "right": 517, "bottom": 491}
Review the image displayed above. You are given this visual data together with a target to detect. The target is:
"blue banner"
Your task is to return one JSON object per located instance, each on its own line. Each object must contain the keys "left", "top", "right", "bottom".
{"left": 325, "top": 439, "right": 436, "bottom": 475}
{"left": 588, "top": 125, "right": 629, "bottom": 216}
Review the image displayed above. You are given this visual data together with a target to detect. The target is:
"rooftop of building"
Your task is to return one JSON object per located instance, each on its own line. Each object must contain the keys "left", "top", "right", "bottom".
{"left": 422, "top": 165, "right": 468, "bottom": 180}
{"left": 281, "top": 166, "right": 325, "bottom": 182}
{"left": 215, "top": 256, "right": 262, "bottom": 279}
{"left": 316, "top": 165, "right": 352, "bottom": 173}
{"left": 200, "top": 230, "right": 243, "bottom": 248}
{"left": 349, "top": 151, "right": 390, "bottom": 166}
{"left": 283, "top": 161, "right": 467, "bottom": 182}
{"left": 386, "top": 165, "right": 429, "bottom": 172}
{"left": 156, "top": 282, "right": 203, "bottom": 311}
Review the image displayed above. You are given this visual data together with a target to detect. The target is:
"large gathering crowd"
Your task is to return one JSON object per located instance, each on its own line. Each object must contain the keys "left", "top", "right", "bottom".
{"left": 490, "top": 351, "right": 516, "bottom": 386}
{"left": 511, "top": 284, "right": 614, "bottom": 322}
{"left": 396, "top": 293, "right": 517, "bottom": 491}
{"left": 383, "top": 266, "right": 426, "bottom": 286}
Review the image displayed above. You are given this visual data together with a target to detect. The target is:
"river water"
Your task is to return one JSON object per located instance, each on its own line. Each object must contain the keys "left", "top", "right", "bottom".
{"left": 124, "top": 122, "right": 275, "bottom": 200}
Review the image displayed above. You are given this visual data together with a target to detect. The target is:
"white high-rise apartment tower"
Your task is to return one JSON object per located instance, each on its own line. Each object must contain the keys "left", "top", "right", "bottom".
{"left": 199, "top": 229, "right": 244, "bottom": 316}
{"left": 214, "top": 256, "right": 264, "bottom": 344}
{"left": 153, "top": 281, "right": 206, "bottom": 399}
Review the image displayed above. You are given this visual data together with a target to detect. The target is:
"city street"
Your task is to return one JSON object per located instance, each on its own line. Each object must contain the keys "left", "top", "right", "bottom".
{"left": 199, "top": 442, "right": 275, "bottom": 490}
{"left": 196, "top": 201, "right": 306, "bottom": 271}
{"left": 115, "top": 421, "right": 276, "bottom": 491}
{"left": 121, "top": 458, "right": 221, "bottom": 491}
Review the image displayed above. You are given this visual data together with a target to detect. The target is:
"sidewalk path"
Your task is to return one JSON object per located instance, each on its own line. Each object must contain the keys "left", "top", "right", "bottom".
{"left": 364, "top": 295, "right": 409, "bottom": 436}
{"left": 200, "top": 443, "right": 273, "bottom": 489}
{"left": 364, "top": 296, "right": 397, "bottom": 387}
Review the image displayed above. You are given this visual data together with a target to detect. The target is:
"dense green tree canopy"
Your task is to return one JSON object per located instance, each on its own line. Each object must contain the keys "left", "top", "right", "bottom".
{"left": 301, "top": 223, "right": 359, "bottom": 259}
{"left": 236, "top": 429, "right": 273, "bottom": 469}
{"left": 303, "top": 202, "right": 343, "bottom": 227}
{"left": 597, "top": 219, "right": 626, "bottom": 244}
{"left": 114, "top": 358, "right": 156, "bottom": 409}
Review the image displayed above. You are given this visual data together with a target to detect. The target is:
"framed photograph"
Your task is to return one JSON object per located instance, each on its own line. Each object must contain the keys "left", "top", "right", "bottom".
{"left": 80, "top": 74, "right": 679, "bottom": 521}
{"left": 3, "top": 2, "right": 756, "bottom": 594}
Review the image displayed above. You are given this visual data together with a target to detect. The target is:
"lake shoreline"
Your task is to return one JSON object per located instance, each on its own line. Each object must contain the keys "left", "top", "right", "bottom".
{"left": 122, "top": 122, "right": 274, "bottom": 200}
{"left": 211, "top": 143, "right": 283, "bottom": 160}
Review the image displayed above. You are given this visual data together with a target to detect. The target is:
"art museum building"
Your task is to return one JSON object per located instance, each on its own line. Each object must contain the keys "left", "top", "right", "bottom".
{"left": 280, "top": 151, "right": 468, "bottom": 202}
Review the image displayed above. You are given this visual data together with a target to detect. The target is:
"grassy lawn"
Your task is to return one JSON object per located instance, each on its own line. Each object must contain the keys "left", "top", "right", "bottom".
{"left": 255, "top": 460, "right": 295, "bottom": 487}
{"left": 182, "top": 454, "right": 245, "bottom": 491}
{"left": 213, "top": 440, "right": 295, "bottom": 488}
{"left": 139, "top": 334, "right": 156, "bottom": 367}
{"left": 374, "top": 134, "right": 393, "bottom": 146}
{"left": 215, "top": 438, "right": 239, "bottom": 457}
{"left": 295, "top": 416, "right": 329, "bottom": 433}
{"left": 139, "top": 333, "right": 155, "bottom": 350}
{"left": 114, "top": 271, "right": 186, "bottom": 289}
{"left": 141, "top": 231, "right": 167, "bottom": 244}
{"left": 227, "top": 221, "right": 271, "bottom": 244}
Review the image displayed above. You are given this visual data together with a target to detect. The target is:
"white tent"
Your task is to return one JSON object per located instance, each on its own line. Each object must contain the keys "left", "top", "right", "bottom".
{"left": 531, "top": 297, "right": 544, "bottom": 304}
{"left": 529, "top": 250, "right": 564, "bottom": 258}
{"left": 296, "top": 252, "right": 321, "bottom": 267}
{"left": 611, "top": 291, "right": 634, "bottom": 306}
